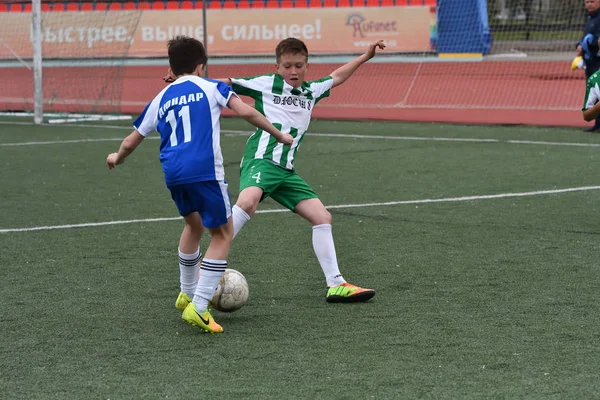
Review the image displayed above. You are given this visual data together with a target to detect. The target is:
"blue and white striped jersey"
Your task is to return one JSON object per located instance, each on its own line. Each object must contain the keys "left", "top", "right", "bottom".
{"left": 133, "top": 75, "right": 234, "bottom": 186}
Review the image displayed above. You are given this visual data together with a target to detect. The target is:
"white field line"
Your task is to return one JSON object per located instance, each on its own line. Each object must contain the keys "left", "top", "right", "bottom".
{"left": 1, "top": 126, "right": 600, "bottom": 148}
{"left": 2, "top": 186, "right": 599, "bottom": 234}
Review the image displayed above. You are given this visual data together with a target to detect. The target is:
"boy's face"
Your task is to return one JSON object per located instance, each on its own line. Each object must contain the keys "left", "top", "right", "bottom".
{"left": 276, "top": 53, "right": 308, "bottom": 88}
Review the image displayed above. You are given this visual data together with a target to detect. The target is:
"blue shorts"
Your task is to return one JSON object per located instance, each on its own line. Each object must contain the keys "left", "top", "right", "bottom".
{"left": 168, "top": 181, "right": 232, "bottom": 228}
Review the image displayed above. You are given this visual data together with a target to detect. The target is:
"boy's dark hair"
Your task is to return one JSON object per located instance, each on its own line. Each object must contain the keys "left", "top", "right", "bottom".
{"left": 275, "top": 38, "right": 308, "bottom": 63}
{"left": 167, "top": 35, "right": 207, "bottom": 76}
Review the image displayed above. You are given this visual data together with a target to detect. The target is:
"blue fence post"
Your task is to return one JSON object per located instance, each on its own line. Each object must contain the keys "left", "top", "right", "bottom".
{"left": 437, "top": 0, "right": 491, "bottom": 55}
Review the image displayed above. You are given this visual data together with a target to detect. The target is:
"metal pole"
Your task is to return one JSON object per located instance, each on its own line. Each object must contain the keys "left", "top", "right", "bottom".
{"left": 32, "top": 0, "right": 43, "bottom": 124}
{"left": 202, "top": 0, "right": 208, "bottom": 77}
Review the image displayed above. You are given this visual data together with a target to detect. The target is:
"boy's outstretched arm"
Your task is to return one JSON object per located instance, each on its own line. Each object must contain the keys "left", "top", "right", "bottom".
{"left": 330, "top": 40, "right": 385, "bottom": 88}
{"left": 106, "top": 130, "right": 145, "bottom": 169}
{"left": 227, "top": 96, "right": 293, "bottom": 146}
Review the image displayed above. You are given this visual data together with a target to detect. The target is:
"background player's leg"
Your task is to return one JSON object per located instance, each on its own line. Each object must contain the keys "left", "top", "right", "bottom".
{"left": 179, "top": 212, "right": 204, "bottom": 299}
{"left": 232, "top": 186, "right": 263, "bottom": 238}
{"left": 294, "top": 198, "right": 345, "bottom": 287}
{"left": 585, "top": 68, "right": 600, "bottom": 131}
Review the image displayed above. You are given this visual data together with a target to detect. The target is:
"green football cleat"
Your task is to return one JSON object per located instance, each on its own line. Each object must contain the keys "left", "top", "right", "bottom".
{"left": 326, "top": 282, "right": 375, "bottom": 303}
{"left": 175, "top": 292, "right": 192, "bottom": 312}
{"left": 182, "top": 303, "right": 223, "bottom": 333}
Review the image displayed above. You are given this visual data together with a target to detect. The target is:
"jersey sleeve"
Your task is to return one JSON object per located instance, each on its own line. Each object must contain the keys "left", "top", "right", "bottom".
{"left": 307, "top": 76, "right": 334, "bottom": 102}
{"left": 213, "top": 80, "right": 236, "bottom": 108}
{"left": 230, "top": 74, "right": 273, "bottom": 100}
{"left": 583, "top": 75, "right": 600, "bottom": 111}
{"left": 132, "top": 96, "right": 161, "bottom": 136}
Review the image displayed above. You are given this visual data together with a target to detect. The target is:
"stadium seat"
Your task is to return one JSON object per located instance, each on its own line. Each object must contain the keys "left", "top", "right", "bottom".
{"left": 280, "top": 0, "right": 294, "bottom": 7}
{"left": 208, "top": 0, "right": 222, "bottom": 8}
{"left": 251, "top": 0, "right": 265, "bottom": 8}
{"left": 95, "top": 2, "right": 108, "bottom": 10}
{"left": 180, "top": 0, "right": 194, "bottom": 9}
{"left": 323, "top": 0, "right": 336, "bottom": 7}
{"left": 337, "top": 0, "right": 350, "bottom": 6}
{"left": 66, "top": 3, "right": 79, "bottom": 11}
{"left": 295, "top": 0, "right": 308, "bottom": 7}
{"left": 138, "top": 1, "right": 152, "bottom": 9}
{"left": 166, "top": 1, "right": 179, "bottom": 9}
{"left": 41, "top": 3, "right": 51, "bottom": 11}
{"left": 8, "top": 3, "right": 22, "bottom": 11}
{"left": 81, "top": 2, "right": 93, "bottom": 11}
{"left": 352, "top": 0, "right": 365, "bottom": 6}
{"left": 151, "top": 1, "right": 166, "bottom": 9}
{"left": 380, "top": 0, "right": 394, "bottom": 5}
{"left": 309, "top": 0, "right": 321, "bottom": 7}
{"left": 109, "top": 2, "right": 122, "bottom": 10}
{"left": 222, "top": 0, "right": 235, "bottom": 8}
{"left": 0, "top": 4, "right": 7, "bottom": 12}
{"left": 123, "top": 2, "right": 138, "bottom": 10}
{"left": 366, "top": 0, "right": 379, "bottom": 5}
{"left": 23, "top": 3, "right": 32, "bottom": 11}
{"left": 237, "top": 0, "right": 250, "bottom": 8}
{"left": 51, "top": 3, "right": 65, "bottom": 11}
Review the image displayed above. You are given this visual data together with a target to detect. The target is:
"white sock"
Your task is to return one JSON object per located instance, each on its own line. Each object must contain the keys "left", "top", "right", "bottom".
{"left": 312, "top": 224, "right": 346, "bottom": 287}
{"left": 193, "top": 259, "right": 227, "bottom": 311}
{"left": 232, "top": 205, "right": 251, "bottom": 239}
{"left": 178, "top": 248, "right": 201, "bottom": 297}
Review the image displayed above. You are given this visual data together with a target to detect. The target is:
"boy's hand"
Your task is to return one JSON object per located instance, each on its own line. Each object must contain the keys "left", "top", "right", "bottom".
{"left": 366, "top": 40, "right": 386, "bottom": 60}
{"left": 106, "top": 153, "right": 123, "bottom": 170}
{"left": 277, "top": 133, "right": 294, "bottom": 146}
{"left": 163, "top": 68, "right": 176, "bottom": 83}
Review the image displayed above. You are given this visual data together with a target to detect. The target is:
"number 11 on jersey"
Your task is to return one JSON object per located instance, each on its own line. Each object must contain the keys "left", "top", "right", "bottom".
{"left": 166, "top": 105, "right": 192, "bottom": 147}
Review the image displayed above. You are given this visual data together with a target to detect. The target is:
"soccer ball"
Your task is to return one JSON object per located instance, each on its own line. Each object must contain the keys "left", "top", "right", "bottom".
{"left": 211, "top": 269, "right": 249, "bottom": 312}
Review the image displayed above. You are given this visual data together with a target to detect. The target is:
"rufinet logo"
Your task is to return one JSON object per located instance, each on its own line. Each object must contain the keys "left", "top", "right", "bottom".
{"left": 345, "top": 13, "right": 398, "bottom": 38}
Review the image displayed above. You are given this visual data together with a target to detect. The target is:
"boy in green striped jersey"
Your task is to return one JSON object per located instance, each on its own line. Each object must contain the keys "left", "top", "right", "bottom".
{"left": 165, "top": 38, "right": 384, "bottom": 303}
{"left": 231, "top": 38, "right": 385, "bottom": 303}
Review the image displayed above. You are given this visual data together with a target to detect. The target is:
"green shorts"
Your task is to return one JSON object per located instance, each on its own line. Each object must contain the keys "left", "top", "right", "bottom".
{"left": 239, "top": 158, "right": 318, "bottom": 211}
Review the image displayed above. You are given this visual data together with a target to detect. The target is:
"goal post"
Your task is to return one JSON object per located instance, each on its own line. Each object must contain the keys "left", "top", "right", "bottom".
{"left": 32, "top": 0, "right": 43, "bottom": 125}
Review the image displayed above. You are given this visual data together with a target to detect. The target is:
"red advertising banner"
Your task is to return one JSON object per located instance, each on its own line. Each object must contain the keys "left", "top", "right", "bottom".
{"left": 0, "top": 7, "right": 434, "bottom": 59}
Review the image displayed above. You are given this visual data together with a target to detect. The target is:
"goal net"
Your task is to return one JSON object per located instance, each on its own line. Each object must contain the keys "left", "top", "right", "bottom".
{"left": 0, "top": 0, "right": 142, "bottom": 123}
{"left": 0, "top": 0, "right": 589, "bottom": 126}
{"left": 204, "top": 0, "right": 586, "bottom": 126}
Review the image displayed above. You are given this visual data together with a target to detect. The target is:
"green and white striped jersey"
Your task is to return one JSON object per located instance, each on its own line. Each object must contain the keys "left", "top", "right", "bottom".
{"left": 231, "top": 74, "right": 333, "bottom": 170}
{"left": 583, "top": 71, "right": 600, "bottom": 111}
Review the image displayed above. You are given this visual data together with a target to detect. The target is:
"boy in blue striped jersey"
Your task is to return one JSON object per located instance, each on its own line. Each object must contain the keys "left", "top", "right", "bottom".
{"left": 108, "top": 36, "right": 292, "bottom": 333}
